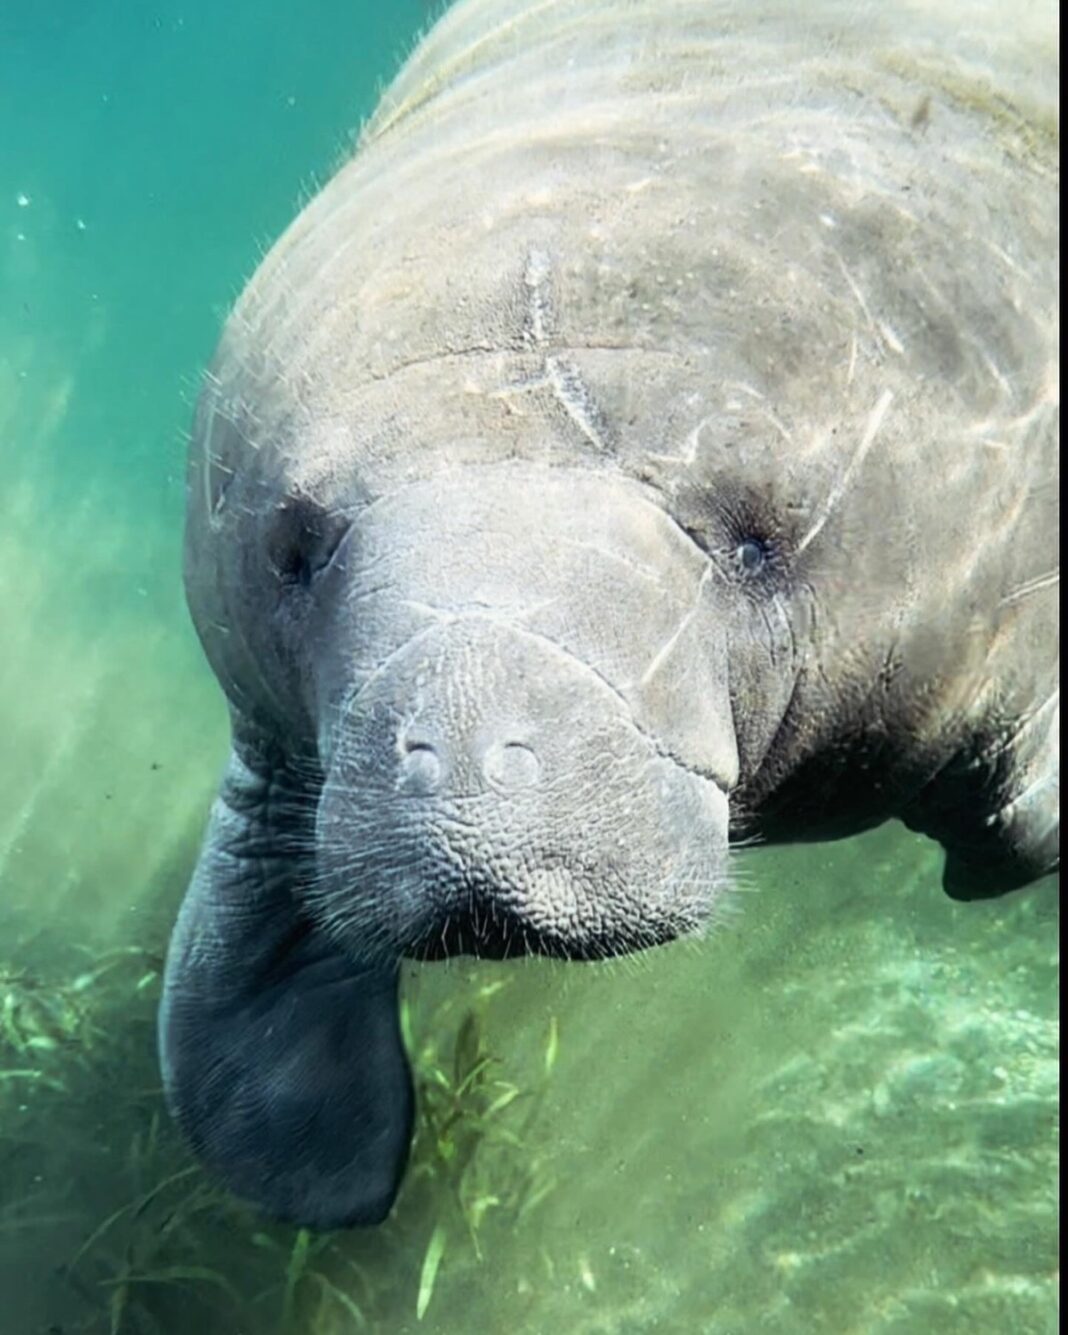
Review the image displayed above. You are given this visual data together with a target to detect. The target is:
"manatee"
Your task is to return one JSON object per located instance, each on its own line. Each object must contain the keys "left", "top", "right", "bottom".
{"left": 159, "top": 0, "right": 1059, "bottom": 1229}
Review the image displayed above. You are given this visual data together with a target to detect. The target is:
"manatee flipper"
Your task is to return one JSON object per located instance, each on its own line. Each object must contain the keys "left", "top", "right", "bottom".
{"left": 942, "top": 695, "right": 1060, "bottom": 901}
{"left": 904, "top": 693, "right": 1060, "bottom": 901}
{"left": 158, "top": 747, "right": 413, "bottom": 1230}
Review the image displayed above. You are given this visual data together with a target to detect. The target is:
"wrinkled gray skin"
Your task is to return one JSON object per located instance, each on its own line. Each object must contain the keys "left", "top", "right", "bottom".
{"left": 159, "top": 0, "right": 1059, "bottom": 1230}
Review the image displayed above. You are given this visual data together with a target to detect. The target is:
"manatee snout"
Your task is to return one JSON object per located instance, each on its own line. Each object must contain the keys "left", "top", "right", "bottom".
{"left": 315, "top": 615, "right": 731, "bottom": 962}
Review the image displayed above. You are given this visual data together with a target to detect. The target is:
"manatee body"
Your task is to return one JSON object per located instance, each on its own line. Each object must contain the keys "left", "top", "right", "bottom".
{"left": 159, "top": 0, "right": 1059, "bottom": 1229}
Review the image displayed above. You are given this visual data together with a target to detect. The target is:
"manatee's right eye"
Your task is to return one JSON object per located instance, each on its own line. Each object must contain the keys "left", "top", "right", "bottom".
{"left": 275, "top": 535, "right": 314, "bottom": 589}
{"left": 267, "top": 496, "right": 350, "bottom": 591}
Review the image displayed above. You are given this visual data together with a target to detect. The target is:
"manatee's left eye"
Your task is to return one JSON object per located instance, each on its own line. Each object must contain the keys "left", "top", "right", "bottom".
{"left": 735, "top": 537, "right": 769, "bottom": 574}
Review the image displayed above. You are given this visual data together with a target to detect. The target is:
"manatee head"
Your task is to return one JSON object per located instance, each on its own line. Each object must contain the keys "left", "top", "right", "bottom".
{"left": 186, "top": 445, "right": 756, "bottom": 964}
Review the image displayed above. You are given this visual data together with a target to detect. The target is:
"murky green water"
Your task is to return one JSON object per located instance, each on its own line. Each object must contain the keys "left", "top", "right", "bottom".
{"left": 0, "top": 3, "right": 1058, "bottom": 1332}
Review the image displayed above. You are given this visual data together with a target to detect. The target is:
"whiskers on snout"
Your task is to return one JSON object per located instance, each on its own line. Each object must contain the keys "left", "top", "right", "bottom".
{"left": 247, "top": 734, "right": 745, "bottom": 973}
{"left": 310, "top": 815, "right": 740, "bottom": 972}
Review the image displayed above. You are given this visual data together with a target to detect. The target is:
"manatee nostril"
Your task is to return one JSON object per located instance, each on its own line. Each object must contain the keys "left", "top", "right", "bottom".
{"left": 398, "top": 741, "right": 442, "bottom": 794}
{"left": 483, "top": 740, "right": 541, "bottom": 791}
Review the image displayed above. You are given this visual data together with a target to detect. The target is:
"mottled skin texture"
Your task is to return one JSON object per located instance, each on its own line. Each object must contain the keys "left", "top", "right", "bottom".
{"left": 159, "top": 0, "right": 1059, "bottom": 1229}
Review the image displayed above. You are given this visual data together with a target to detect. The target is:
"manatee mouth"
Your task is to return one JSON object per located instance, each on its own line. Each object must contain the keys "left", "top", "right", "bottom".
{"left": 402, "top": 860, "right": 713, "bottom": 962}
{"left": 409, "top": 914, "right": 689, "bottom": 962}
{"left": 410, "top": 922, "right": 665, "bottom": 963}
{"left": 315, "top": 757, "right": 730, "bottom": 966}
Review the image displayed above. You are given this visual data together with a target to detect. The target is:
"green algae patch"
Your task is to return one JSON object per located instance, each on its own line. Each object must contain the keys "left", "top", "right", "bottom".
{"left": 880, "top": 50, "right": 1059, "bottom": 172}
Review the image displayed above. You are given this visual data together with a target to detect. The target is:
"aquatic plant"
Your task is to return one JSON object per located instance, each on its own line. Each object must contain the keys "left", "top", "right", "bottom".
{"left": 397, "top": 982, "right": 560, "bottom": 1314}
{"left": 0, "top": 927, "right": 559, "bottom": 1334}
{"left": 0, "top": 947, "right": 159, "bottom": 1076}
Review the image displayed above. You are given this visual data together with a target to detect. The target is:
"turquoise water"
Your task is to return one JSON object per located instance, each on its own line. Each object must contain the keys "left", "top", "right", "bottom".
{"left": 0, "top": 3, "right": 1057, "bottom": 1332}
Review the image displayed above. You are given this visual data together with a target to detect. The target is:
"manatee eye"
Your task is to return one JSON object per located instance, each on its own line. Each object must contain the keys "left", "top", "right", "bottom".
{"left": 268, "top": 496, "right": 350, "bottom": 591}
{"left": 278, "top": 546, "right": 314, "bottom": 589}
{"left": 736, "top": 537, "right": 768, "bottom": 574}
